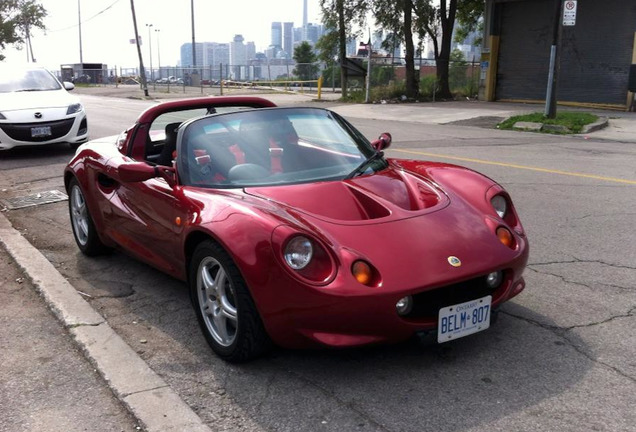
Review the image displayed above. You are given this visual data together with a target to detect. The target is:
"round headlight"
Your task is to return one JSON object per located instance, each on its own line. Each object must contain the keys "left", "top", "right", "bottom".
{"left": 491, "top": 195, "right": 507, "bottom": 218}
{"left": 284, "top": 236, "right": 313, "bottom": 270}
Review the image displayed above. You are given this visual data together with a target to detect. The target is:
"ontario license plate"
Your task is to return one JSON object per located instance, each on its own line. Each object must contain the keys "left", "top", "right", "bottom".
{"left": 31, "top": 126, "right": 52, "bottom": 137}
{"left": 437, "top": 295, "right": 492, "bottom": 343}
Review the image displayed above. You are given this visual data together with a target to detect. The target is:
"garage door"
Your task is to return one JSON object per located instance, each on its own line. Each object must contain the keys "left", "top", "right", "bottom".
{"left": 495, "top": 0, "right": 636, "bottom": 105}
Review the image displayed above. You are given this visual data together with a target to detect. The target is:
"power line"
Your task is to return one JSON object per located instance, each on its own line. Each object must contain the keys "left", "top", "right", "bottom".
{"left": 49, "top": 0, "right": 121, "bottom": 32}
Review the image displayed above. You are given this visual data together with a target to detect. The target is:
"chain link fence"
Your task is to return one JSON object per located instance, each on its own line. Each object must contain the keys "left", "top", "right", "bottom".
{"left": 54, "top": 58, "right": 480, "bottom": 100}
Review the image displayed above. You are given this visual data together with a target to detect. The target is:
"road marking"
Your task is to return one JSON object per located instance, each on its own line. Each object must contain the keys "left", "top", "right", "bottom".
{"left": 392, "top": 149, "right": 636, "bottom": 185}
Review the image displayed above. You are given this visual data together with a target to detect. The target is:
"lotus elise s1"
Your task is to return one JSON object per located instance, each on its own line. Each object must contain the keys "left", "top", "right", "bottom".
{"left": 65, "top": 96, "right": 528, "bottom": 362}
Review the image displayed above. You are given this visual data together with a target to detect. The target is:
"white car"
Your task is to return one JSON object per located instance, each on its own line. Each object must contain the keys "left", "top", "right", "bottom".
{"left": 0, "top": 66, "right": 88, "bottom": 151}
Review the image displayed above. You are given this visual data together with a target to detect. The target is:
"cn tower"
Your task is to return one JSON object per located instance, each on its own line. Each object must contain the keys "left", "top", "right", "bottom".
{"left": 303, "top": 0, "right": 308, "bottom": 40}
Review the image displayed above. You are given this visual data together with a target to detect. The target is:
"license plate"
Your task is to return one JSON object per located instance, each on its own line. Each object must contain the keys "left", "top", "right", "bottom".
{"left": 437, "top": 295, "right": 492, "bottom": 343}
{"left": 31, "top": 126, "right": 52, "bottom": 137}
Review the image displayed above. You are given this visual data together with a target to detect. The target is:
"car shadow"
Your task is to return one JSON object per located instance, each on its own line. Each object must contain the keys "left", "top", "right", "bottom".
{"left": 62, "top": 247, "right": 593, "bottom": 432}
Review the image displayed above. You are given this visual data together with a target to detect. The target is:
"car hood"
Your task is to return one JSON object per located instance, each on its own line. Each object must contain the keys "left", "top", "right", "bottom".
{"left": 244, "top": 165, "right": 524, "bottom": 292}
{"left": 0, "top": 89, "right": 79, "bottom": 112}
{"left": 245, "top": 166, "right": 449, "bottom": 225}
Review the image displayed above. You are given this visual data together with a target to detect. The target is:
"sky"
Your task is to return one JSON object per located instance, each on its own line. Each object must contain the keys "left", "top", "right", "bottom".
{"left": 2, "top": 0, "right": 323, "bottom": 70}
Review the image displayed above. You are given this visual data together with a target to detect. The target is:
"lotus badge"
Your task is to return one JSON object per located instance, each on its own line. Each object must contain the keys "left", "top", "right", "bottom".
{"left": 447, "top": 256, "right": 462, "bottom": 267}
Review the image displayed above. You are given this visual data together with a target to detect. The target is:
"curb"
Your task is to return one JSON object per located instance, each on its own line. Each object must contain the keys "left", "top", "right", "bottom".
{"left": 0, "top": 212, "right": 212, "bottom": 432}
{"left": 580, "top": 117, "right": 609, "bottom": 134}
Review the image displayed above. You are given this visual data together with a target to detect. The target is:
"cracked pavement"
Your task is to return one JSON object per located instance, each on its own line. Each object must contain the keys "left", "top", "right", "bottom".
{"left": 1, "top": 95, "right": 635, "bottom": 432}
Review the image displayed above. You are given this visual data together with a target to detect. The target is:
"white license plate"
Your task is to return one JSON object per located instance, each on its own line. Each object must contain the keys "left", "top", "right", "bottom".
{"left": 31, "top": 126, "right": 52, "bottom": 137}
{"left": 437, "top": 295, "right": 492, "bottom": 343}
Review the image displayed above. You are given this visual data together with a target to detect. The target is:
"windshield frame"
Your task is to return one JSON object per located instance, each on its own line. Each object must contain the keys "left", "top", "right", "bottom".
{"left": 177, "top": 107, "right": 385, "bottom": 189}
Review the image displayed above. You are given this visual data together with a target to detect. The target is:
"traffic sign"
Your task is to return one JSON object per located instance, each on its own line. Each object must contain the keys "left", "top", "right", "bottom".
{"left": 563, "top": 0, "right": 577, "bottom": 26}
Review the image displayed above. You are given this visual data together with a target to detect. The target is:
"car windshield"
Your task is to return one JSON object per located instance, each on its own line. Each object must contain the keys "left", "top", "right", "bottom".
{"left": 0, "top": 68, "right": 62, "bottom": 93}
{"left": 179, "top": 107, "right": 384, "bottom": 188}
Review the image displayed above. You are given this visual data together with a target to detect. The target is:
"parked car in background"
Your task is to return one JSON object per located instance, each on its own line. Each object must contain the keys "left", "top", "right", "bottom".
{"left": 0, "top": 66, "right": 88, "bottom": 151}
{"left": 65, "top": 96, "right": 529, "bottom": 362}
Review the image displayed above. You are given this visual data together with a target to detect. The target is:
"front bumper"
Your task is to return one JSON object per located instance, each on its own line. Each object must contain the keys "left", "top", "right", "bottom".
{"left": 0, "top": 114, "right": 88, "bottom": 150}
{"left": 258, "top": 266, "right": 527, "bottom": 350}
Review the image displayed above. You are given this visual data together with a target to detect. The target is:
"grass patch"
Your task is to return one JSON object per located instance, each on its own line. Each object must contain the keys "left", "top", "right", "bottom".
{"left": 498, "top": 111, "right": 599, "bottom": 133}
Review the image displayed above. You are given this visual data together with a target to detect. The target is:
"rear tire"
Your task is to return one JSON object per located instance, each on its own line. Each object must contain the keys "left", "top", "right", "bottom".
{"left": 189, "top": 240, "right": 271, "bottom": 362}
{"left": 68, "top": 177, "right": 109, "bottom": 256}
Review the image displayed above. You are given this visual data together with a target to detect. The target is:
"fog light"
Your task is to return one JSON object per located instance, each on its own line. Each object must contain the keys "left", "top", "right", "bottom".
{"left": 396, "top": 296, "right": 413, "bottom": 316}
{"left": 486, "top": 271, "right": 503, "bottom": 288}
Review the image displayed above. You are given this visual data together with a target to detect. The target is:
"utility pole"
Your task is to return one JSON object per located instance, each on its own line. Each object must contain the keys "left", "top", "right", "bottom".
{"left": 130, "top": 0, "right": 148, "bottom": 97}
{"left": 365, "top": 29, "right": 372, "bottom": 103}
{"left": 545, "top": 0, "right": 564, "bottom": 118}
{"left": 155, "top": 29, "right": 161, "bottom": 80}
{"left": 146, "top": 23, "right": 153, "bottom": 81}
{"left": 191, "top": 0, "right": 196, "bottom": 68}
{"left": 78, "top": 0, "right": 83, "bottom": 65}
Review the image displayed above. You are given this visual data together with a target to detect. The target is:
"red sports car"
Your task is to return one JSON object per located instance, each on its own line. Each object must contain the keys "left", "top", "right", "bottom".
{"left": 65, "top": 96, "right": 528, "bottom": 362}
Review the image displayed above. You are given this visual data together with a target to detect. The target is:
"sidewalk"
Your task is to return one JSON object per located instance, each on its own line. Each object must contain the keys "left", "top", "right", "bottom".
{"left": 0, "top": 239, "right": 140, "bottom": 431}
{"left": 0, "top": 212, "right": 212, "bottom": 432}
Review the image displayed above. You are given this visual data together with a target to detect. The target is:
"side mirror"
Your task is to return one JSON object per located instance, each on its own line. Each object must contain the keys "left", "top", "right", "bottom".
{"left": 117, "top": 162, "right": 177, "bottom": 187}
{"left": 118, "top": 162, "right": 158, "bottom": 183}
{"left": 63, "top": 81, "right": 75, "bottom": 91}
{"left": 371, "top": 132, "right": 392, "bottom": 151}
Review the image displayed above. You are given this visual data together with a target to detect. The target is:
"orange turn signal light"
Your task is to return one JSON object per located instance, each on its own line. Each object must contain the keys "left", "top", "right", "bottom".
{"left": 352, "top": 261, "right": 372, "bottom": 285}
{"left": 496, "top": 227, "right": 514, "bottom": 248}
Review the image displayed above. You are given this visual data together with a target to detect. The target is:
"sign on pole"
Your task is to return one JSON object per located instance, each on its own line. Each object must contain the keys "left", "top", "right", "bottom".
{"left": 563, "top": 0, "right": 577, "bottom": 26}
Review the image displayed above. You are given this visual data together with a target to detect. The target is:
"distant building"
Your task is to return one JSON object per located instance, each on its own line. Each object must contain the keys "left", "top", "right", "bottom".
{"left": 293, "top": 27, "right": 303, "bottom": 47}
{"left": 246, "top": 42, "right": 256, "bottom": 61}
{"left": 305, "top": 23, "right": 323, "bottom": 45}
{"left": 180, "top": 42, "right": 229, "bottom": 70}
{"left": 283, "top": 22, "right": 294, "bottom": 58}
{"left": 230, "top": 34, "right": 246, "bottom": 79}
{"left": 271, "top": 22, "right": 282, "bottom": 49}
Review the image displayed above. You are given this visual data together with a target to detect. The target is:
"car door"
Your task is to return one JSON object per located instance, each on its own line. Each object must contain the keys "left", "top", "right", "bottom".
{"left": 107, "top": 175, "right": 189, "bottom": 278}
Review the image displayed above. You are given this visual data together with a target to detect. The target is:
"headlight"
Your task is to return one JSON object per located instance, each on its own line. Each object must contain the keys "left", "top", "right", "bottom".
{"left": 491, "top": 195, "right": 507, "bottom": 218}
{"left": 66, "top": 103, "right": 83, "bottom": 115}
{"left": 284, "top": 236, "right": 313, "bottom": 270}
{"left": 0, "top": 112, "right": 6, "bottom": 119}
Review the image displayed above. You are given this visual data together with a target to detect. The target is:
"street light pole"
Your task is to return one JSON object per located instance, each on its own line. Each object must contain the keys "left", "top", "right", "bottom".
{"left": 191, "top": 0, "right": 196, "bottom": 68}
{"left": 146, "top": 23, "right": 154, "bottom": 82}
{"left": 78, "top": 0, "right": 83, "bottom": 65}
{"left": 155, "top": 29, "right": 161, "bottom": 80}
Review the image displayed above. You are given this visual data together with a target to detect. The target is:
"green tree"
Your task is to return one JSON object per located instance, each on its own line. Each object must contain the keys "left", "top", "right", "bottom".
{"left": 319, "top": 0, "right": 370, "bottom": 98}
{"left": 293, "top": 41, "right": 319, "bottom": 80}
{"left": 374, "top": 0, "right": 419, "bottom": 98}
{"left": 454, "top": 0, "right": 484, "bottom": 45}
{"left": 413, "top": 0, "right": 483, "bottom": 99}
{"left": 0, "top": 0, "right": 47, "bottom": 61}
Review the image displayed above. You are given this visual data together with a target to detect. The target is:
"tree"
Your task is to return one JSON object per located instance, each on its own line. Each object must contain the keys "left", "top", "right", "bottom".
{"left": 414, "top": 0, "right": 483, "bottom": 99}
{"left": 319, "top": 0, "right": 370, "bottom": 98}
{"left": 293, "top": 41, "right": 319, "bottom": 80}
{"left": 374, "top": 0, "right": 418, "bottom": 98}
{"left": 0, "top": 0, "right": 47, "bottom": 61}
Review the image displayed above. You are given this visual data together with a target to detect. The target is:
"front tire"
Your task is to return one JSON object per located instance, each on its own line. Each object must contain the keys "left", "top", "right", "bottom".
{"left": 189, "top": 240, "right": 271, "bottom": 362}
{"left": 68, "top": 177, "right": 109, "bottom": 256}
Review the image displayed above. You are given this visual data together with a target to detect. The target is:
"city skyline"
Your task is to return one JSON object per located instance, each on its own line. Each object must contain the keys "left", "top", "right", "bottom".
{"left": 1, "top": 0, "right": 322, "bottom": 70}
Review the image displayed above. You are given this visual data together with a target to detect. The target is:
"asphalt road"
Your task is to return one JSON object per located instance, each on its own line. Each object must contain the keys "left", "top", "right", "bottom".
{"left": 1, "top": 94, "right": 635, "bottom": 432}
